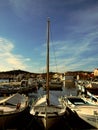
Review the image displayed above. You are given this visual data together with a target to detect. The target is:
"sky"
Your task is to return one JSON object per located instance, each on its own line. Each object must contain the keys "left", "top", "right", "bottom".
{"left": 0, "top": 0, "right": 98, "bottom": 73}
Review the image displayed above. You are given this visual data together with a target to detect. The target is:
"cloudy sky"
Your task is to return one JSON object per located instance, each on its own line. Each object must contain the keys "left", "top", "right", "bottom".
{"left": 0, "top": 0, "right": 98, "bottom": 73}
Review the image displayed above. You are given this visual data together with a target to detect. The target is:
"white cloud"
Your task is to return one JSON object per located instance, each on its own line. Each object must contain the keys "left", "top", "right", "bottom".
{"left": 0, "top": 38, "right": 14, "bottom": 52}
{"left": 0, "top": 38, "right": 30, "bottom": 71}
{"left": 46, "top": 33, "right": 98, "bottom": 73}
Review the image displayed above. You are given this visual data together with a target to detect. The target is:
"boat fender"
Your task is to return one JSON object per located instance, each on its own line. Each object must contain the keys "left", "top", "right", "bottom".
{"left": 16, "top": 103, "right": 21, "bottom": 110}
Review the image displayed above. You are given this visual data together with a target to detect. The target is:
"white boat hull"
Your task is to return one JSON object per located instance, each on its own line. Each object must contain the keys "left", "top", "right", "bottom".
{"left": 0, "top": 105, "right": 29, "bottom": 129}
{"left": 34, "top": 111, "right": 65, "bottom": 129}
{"left": 61, "top": 96, "right": 98, "bottom": 129}
{"left": 76, "top": 105, "right": 98, "bottom": 128}
{"left": 78, "top": 113, "right": 98, "bottom": 128}
{"left": 30, "top": 104, "right": 66, "bottom": 129}
{"left": 0, "top": 93, "right": 29, "bottom": 129}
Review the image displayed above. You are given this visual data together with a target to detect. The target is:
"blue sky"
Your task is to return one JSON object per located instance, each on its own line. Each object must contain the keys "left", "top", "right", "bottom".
{"left": 0, "top": 0, "right": 98, "bottom": 73}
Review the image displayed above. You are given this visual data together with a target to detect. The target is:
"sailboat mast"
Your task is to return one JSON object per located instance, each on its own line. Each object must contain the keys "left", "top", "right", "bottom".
{"left": 46, "top": 18, "right": 50, "bottom": 106}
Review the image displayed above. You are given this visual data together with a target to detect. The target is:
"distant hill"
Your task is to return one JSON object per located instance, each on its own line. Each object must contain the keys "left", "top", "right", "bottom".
{"left": 0, "top": 69, "right": 29, "bottom": 74}
{"left": 0, "top": 69, "right": 33, "bottom": 79}
{"left": 0, "top": 70, "right": 62, "bottom": 79}
{"left": 0, "top": 69, "right": 93, "bottom": 80}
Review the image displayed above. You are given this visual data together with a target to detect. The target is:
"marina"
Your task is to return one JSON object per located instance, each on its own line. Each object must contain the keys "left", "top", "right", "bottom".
{"left": 0, "top": 18, "right": 98, "bottom": 130}
{"left": 0, "top": 77, "right": 98, "bottom": 130}
{"left": 0, "top": 85, "right": 97, "bottom": 130}
{"left": 0, "top": 0, "right": 98, "bottom": 129}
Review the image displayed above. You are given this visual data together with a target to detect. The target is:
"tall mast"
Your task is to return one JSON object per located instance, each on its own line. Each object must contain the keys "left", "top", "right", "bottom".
{"left": 46, "top": 18, "right": 50, "bottom": 106}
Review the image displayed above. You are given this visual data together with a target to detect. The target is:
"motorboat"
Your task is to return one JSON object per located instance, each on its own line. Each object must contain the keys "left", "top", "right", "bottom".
{"left": 60, "top": 95, "right": 98, "bottom": 129}
{"left": 30, "top": 93, "right": 66, "bottom": 129}
{"left": 81, "top": 90, "right": 98, "bottom": 105}
{"left": 43, "top": 78, "right": 63, "bottom": 91}
{"left": 85, "top": 80, "right": 98, "bottom": 95}
{"left": 0, "top": 93, "right": 29, "bottom": 129}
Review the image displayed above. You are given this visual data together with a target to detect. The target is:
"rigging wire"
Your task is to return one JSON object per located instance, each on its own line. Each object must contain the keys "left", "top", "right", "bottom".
{"left": 50, "top": 24, "right": 58, "bottom": 73}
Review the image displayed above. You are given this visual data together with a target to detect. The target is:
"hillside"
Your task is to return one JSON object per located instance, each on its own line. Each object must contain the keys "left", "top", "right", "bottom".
{"left": 0, "top": 69, "right": 57, "bottom": 79}
{"left": 0, "top": 70, "right": 32, "bottom": 79}
{"left": 0, "top": 69, "right": 93, "bottom": 80}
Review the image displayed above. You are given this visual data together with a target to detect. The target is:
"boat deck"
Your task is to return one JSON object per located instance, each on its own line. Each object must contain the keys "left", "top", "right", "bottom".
{"left": 33, "top": 105, "right": 65, "bottom": 116}
{"left": 76, "top": 105, "right": 98, "bottom": 116}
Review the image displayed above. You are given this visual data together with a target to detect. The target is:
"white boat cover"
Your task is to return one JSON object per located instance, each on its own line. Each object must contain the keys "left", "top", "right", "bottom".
{"left": 0, "top": 93, "right": 27, "bottom": 105}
